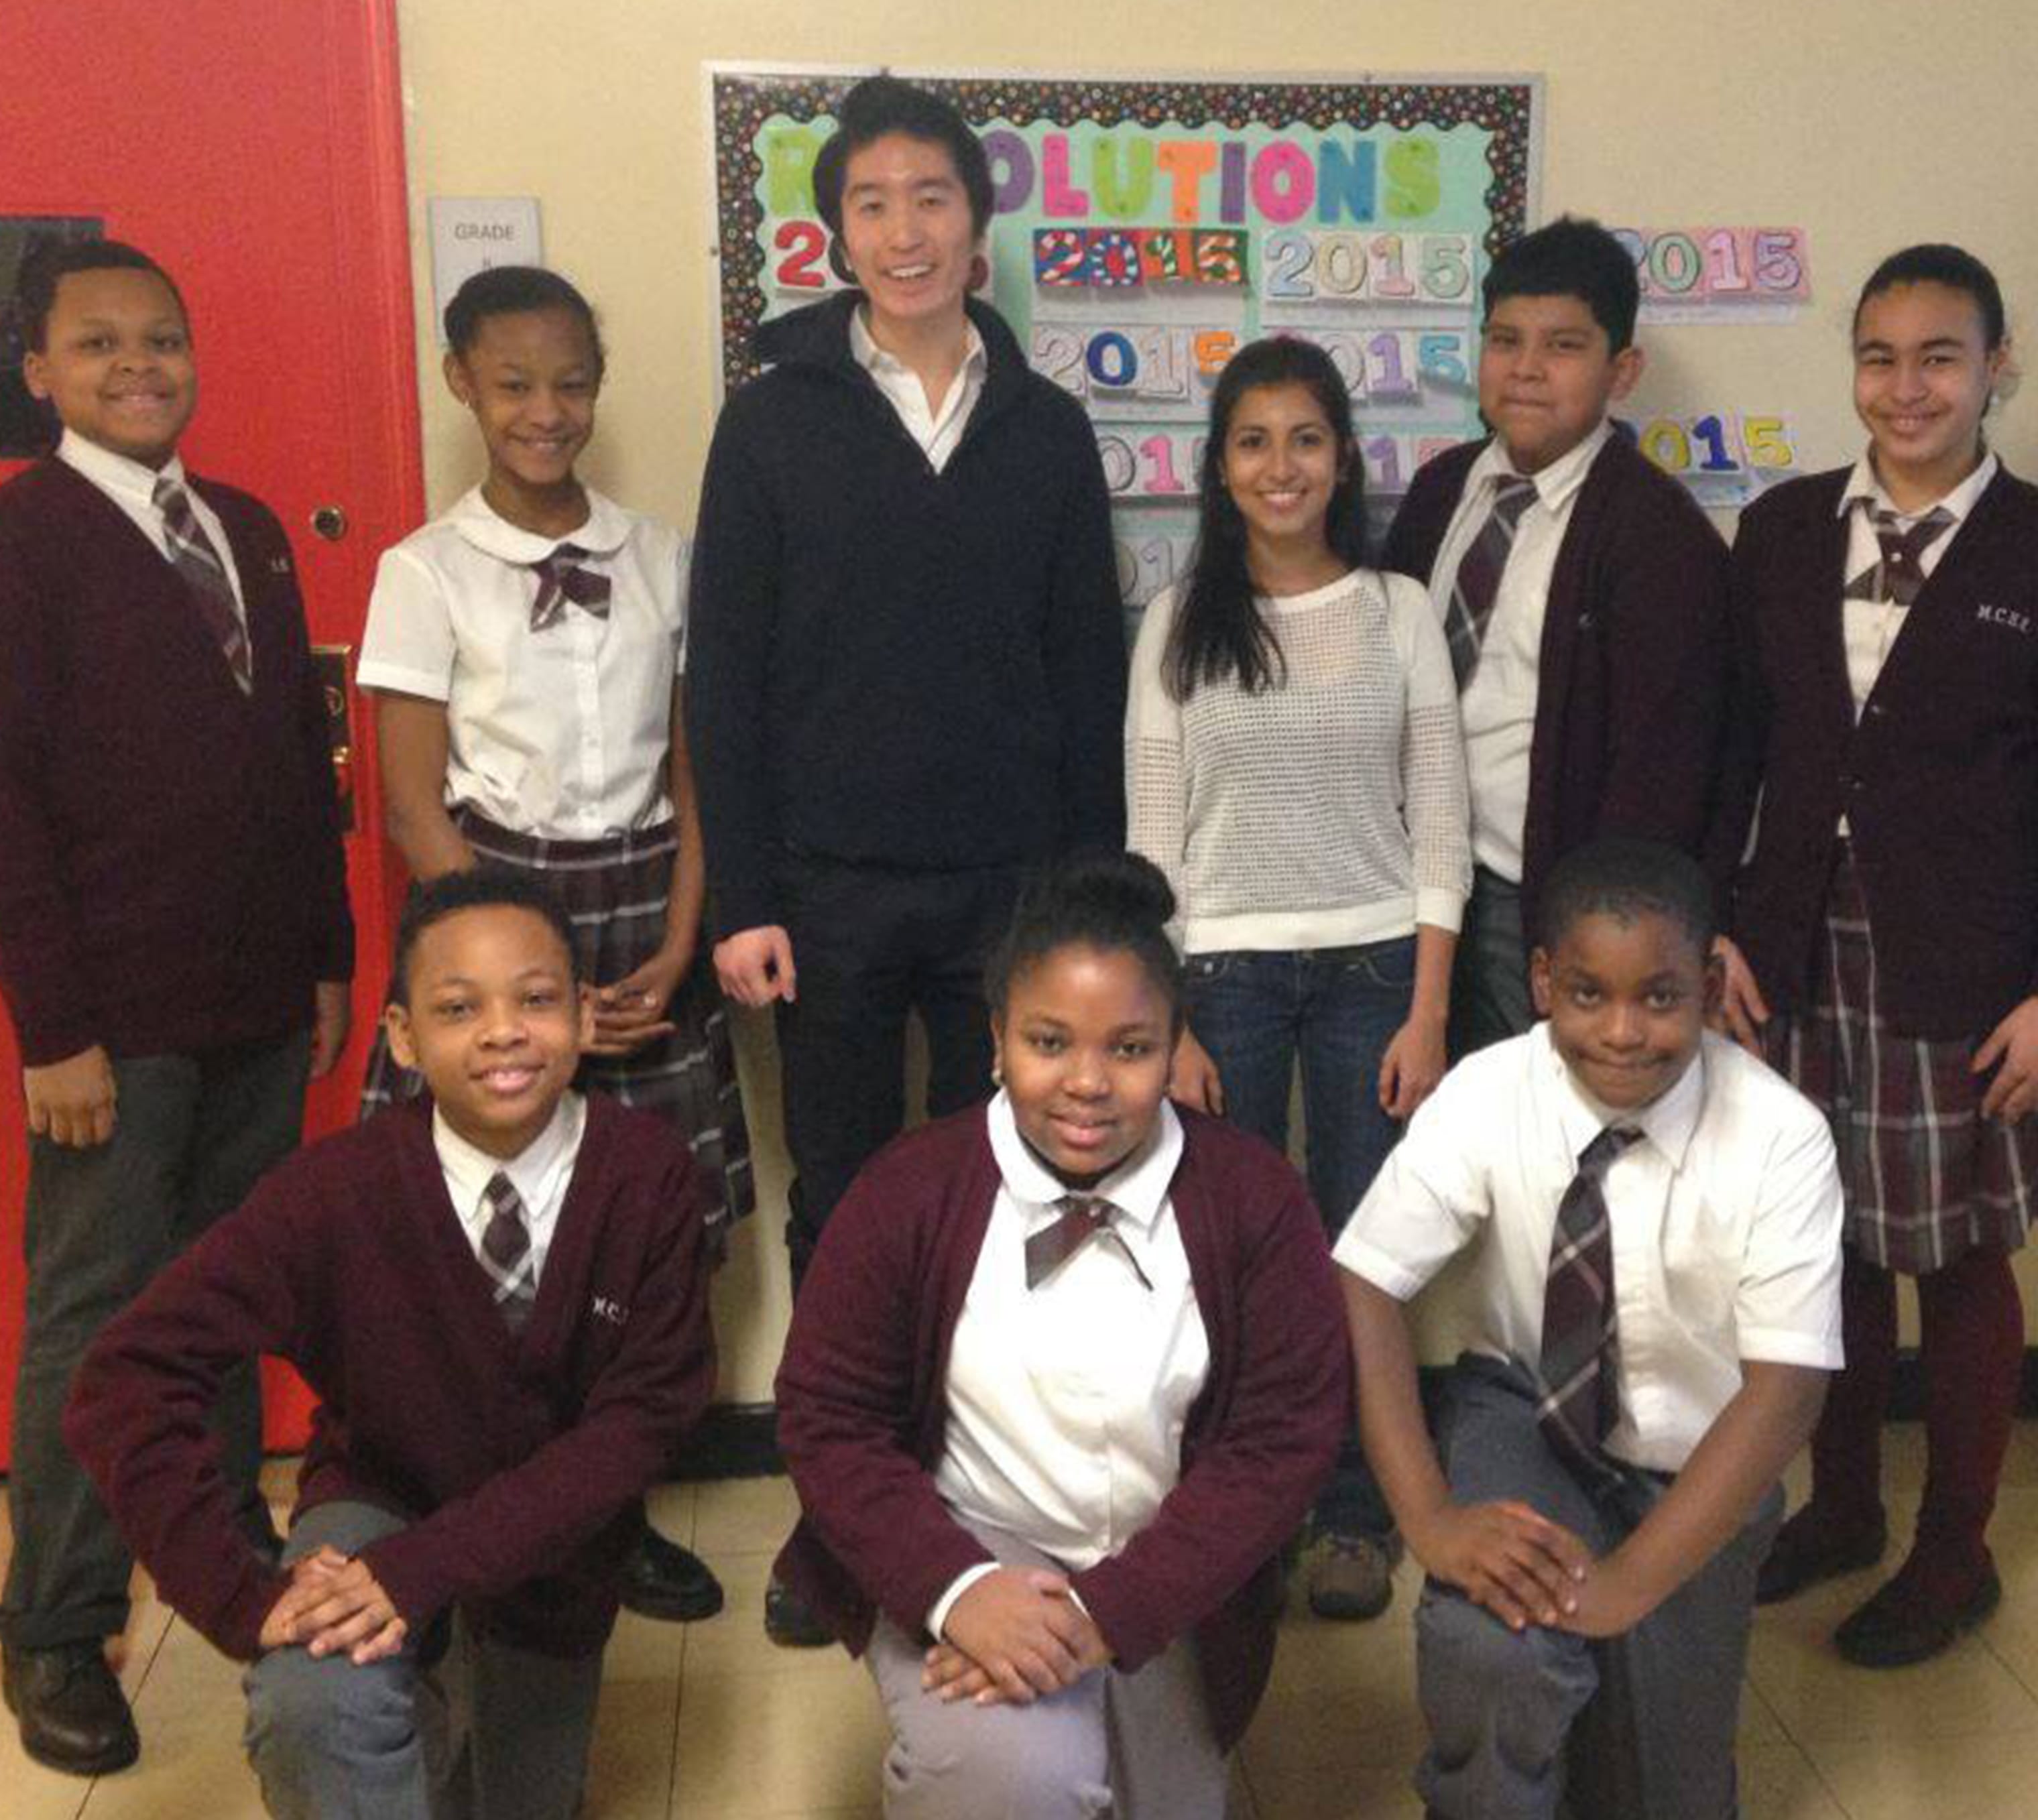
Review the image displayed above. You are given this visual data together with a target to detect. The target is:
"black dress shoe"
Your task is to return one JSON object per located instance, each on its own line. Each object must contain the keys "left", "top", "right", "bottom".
{"left": 1754, "top": 1506, "right": 1887, "bottom": 1605}
{"left": 1835, "top": 1560, "right": 2002, "bottom": 1668}
{"left": 763, "top": 1575, "right": 832, "bottom": 1648}
{"left": 616, "top": 1524, "right": 725, "bottom": 1623}
{"left": 3, "top": 1642, "right": 139, "bottom": 1777}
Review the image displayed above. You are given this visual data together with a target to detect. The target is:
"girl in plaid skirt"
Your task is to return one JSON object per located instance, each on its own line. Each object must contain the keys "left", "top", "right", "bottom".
{"left": 353, "top": 266, "right": 752, "bottom": 1623}
{"left": 1712, "top": 244, "right": 2038, "bottom": 1666}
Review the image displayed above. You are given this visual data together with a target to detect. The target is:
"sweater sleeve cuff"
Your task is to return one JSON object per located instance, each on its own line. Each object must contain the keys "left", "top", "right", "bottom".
{"left": 357, "top": 1532, "right": 453, "bottom": 1639}
{"left": 1065, "top": 1559, "right": 1164, "bottom": 1674}
{"left": 1415, "top": 886, "right": 1467, "bottom": 935}
{"left": 213, "top": 1566, "right": 294, "bottom": 1664}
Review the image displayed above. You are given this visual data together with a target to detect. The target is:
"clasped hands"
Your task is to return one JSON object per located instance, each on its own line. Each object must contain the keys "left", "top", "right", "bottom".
{"left": 258, "top": 1545, "right": 408, "bottom": 1666}
{"left": 918, "top": 1565, "right": 1113, "bottom": 1708}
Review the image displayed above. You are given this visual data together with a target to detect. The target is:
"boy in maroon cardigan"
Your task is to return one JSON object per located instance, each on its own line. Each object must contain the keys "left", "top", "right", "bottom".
{"left": 0, "top": 239, "right": 353, "bottom": 1776}
{"left": 1382, "top": 217, "right": 1730, "bottom": 1056}
{"left": 62, "top": 869, "right": 715, "bottom": 1820}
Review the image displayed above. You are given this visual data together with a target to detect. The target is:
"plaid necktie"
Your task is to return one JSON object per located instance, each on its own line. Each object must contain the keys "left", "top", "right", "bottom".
{"left": 1537, "top": 1125, "right": 1642, "bottom": 1488}
{"left": 1445, "top": 475, "right": 1538, "bottom": 688}
{"left": 530, "top": 544, "right": 612, "bottom": 631}
{"left": 1024, "top": 1193, "right": 1153, "bottom": 1291}
{"left": 479, "top": 1170, "right": 538, "bottom": 1333}
{"left": 152, "top": 475, "right": 252, "bottom": 692}
{"left": 1843, "top": 504, "right": 1956, "bottom": 609}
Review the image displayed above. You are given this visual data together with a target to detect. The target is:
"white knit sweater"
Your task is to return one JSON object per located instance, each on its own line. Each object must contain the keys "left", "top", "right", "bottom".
{"left": 1126, "top": 568, "right": 1472, "bottom": 955}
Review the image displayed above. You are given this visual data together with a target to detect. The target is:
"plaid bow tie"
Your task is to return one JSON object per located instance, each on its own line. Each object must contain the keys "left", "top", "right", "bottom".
{"left": 1843, "top": 505, "right": 1956, "bottom": 609}
{"left": 1023, "top": 1193, "right": 1153, "bottom": 1291}
{"left": 530, "top": 544, "right": 612, "bottom": 631}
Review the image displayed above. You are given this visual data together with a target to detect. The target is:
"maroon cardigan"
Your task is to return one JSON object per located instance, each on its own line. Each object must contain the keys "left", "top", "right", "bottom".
{"left": 1710, "top": 463, "right": 2038, "bottom": 1038}
{"left": 1383, "top": 433, "right": 1732, "bottom": 943}
{"left": 0, "top": 457, "right": 353, "bottom": 1066}
{"left": 64, "top": 1096, "right": 715, "bottom": 1662}
{"left": 772, "top": 1104, "right": 1351, "bottom": 1753}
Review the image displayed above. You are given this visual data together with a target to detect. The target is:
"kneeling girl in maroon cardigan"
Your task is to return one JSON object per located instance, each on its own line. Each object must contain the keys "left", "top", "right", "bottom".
{"left": 1710, "top": 244, "right": 2038, "bottom": 1666}
{"left": 63, "top": 868, "right": 716, "bottom": 1819}
{"left": 773, "top": 853, "right": 1350, "bottom": 1819}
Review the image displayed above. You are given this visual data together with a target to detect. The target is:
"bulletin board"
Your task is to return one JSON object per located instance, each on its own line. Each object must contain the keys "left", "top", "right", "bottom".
{"left": 706, "top": 66, "right": 1541, "bottom": 607}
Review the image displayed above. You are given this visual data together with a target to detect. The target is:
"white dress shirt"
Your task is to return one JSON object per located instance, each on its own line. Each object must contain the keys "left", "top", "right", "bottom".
{"left": 1336, "top": 1026, "right": 1843, "bottom": 1473}
{"left": 928, "top": 1094, "right": 1208, "bottom": 1637}
{"left": 357, "top": 487, "right": 685, "bottom": 837}
{"left": 58, "top": 427, "right": 248, "bottom": 619}
{"left": 850, "top": 307, "right": 985, "bottom": 474}
{"left": 432, "top": 1091, "right": 586, "bottom": 1286}
{"left": 1425, "top": 422, "right": 1612, "bottom": 882}
{"left": 1837, "top": 448, "right": 1996, "bottom": 715}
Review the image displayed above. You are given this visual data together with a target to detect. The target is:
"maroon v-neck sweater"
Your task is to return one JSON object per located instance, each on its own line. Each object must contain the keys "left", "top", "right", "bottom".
{"left": 0, "top": 457, "right": 353, "bottom": 1066}
{"left": 773, "top": 1104, "right": 1350, "bottom": 1752}
{"left": 64, "top": 1096, "right": 714, "bottom": 1661}
{"left": 1383, "top": 433, "right": 1731, "bottom": 944}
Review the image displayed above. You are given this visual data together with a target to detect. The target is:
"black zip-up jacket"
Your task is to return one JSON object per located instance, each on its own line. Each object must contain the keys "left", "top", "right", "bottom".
{"left": 685, "top": 293, "right": 1127, "bottom": 937}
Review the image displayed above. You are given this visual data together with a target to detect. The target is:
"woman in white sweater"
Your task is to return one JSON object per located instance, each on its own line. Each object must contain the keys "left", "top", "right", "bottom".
{"left": 1127, "top": 335, "right": 1472, "bottom": 1618}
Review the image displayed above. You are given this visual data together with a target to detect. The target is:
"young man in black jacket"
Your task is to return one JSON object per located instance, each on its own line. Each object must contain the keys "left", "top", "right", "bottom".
{"left": 686, "top": 76, "right": 1126, "bottom": 1637}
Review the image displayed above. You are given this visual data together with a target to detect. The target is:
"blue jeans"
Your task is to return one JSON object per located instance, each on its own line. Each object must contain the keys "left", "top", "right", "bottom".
{"left": 1183, "top": 938, "right": 1415, "bottom": 1539}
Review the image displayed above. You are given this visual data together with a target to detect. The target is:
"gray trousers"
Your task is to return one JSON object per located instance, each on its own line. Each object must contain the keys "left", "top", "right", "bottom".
{"left": 866, "top": 1517, "right": 1227, "bottom": 1820}
{"left": 243, "top": 1502, "right": 603, "bottom": 1820}
{"left": 1416, "top": 1357, "right": 1780, "bottom": 1820}
{"left": 4, "top": 1033, "right": 308, "bottom": 1651}
{"left": 1449, "top": 869, "right": 1535, "bottom": 1061}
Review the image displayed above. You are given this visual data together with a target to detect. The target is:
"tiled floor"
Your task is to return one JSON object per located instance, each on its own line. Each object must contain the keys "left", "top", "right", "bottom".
{"left": 8, "top": 1425, "right": 2038, "bottom": 1817}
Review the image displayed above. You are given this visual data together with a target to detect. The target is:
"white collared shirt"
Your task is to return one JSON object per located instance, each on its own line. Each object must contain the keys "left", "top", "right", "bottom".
{"left": 1336, "top": 1026, "right": 1842, "bottom": 1473}
{"left": 927, "top": 1094, "right": 1208, "bottom": 1636}
{"left": 850, "top": 307, "right": 986, "bottom": 474}
{"left": 1837, "top": 448, "right": 1996, "bottom": 715}
{"left": 1425, "top": 422, "right": 1613, "bottom": 882}
{"left": 357, "top": 487, "right": 685, "bottom": 837}
{"left": 432, "top": 1090, "right": 586, "bottom": 1286}
{"left": 57, "top": 427, "right": 247, "bottom": 620}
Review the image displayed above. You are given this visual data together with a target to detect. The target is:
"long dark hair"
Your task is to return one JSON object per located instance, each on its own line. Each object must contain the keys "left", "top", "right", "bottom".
{"left": 1163, "top": 336, "right": 1368, "bottom": 701}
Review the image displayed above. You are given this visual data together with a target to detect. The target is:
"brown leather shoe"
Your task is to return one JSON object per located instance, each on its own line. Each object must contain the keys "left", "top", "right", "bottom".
{"left": 3, "top": 1642, "right": 139, "bottom": 1776}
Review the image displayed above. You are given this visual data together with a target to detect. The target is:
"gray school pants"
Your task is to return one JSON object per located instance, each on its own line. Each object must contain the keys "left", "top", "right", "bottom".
{"left": 865, "top": 1516, "right": 1228, "bottom": 1820}
{"left": 1449, "top": 869, "right": 1535, "bottom": 1060}
{"left": 243, "top": 1502, "right": 603, "bottom": 1820}
{"left": 1416, "top": 1356, "right": 1781, "bottom": 1820}
{"left": 3, "top": 1033, "right": 307, "bottom": 1652}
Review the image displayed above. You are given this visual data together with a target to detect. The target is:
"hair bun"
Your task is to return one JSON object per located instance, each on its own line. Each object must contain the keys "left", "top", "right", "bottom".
{"left": 1036, "top": 849, "right": 1175, "bottom": 929}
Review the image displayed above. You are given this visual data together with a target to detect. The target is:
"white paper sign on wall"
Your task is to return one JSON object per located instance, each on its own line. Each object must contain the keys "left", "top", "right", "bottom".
{"left": 427, "top": 196, "right": 543, "bottom": 342}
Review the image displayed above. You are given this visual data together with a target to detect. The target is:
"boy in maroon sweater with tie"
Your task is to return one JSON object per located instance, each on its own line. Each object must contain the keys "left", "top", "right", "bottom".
{"left": 64, "top": 867, "right": 715, "bottom": 1820}
{"left": 0, "top": 239, "right": 353, "bottom": 1776}
{"left": 1382, "top": 217, "right": 1730, "bottom": 1057}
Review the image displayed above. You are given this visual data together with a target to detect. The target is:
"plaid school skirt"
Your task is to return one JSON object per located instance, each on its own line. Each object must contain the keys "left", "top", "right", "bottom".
{"left": 1767, "top": 843, "right": 2034, "bottom": 1275}
{"left": 359, "top": 809, "right": 755, "bottom": 1248}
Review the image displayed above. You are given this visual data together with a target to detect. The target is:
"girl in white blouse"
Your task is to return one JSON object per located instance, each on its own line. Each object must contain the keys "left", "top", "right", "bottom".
{"left": 354, "top": 265, "right": 751, "bottom": 1623}
{"left": 1126, "top": 335, "right": 1471, "bottom": 1617}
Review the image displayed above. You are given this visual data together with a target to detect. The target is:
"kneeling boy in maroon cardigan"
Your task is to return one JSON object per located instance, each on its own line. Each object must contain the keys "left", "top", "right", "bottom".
{"left": 64, "top": 869, "right": 715, "bottom": 1820}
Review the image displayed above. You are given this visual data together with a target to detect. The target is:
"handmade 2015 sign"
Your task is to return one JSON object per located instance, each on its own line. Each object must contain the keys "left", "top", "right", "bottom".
{"left": 709, "top": 67, "right": 1542, "bottom": 607}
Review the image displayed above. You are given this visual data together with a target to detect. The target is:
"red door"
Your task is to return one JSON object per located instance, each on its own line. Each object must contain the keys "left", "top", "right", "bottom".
{"left": 0, "top": 0, "right": 422, "bottom": 1458}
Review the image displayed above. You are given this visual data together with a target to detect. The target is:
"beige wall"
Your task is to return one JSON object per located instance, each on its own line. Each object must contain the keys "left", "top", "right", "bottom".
{"left": 393, "top": 1, "right": 2038, "bottom": 1400}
